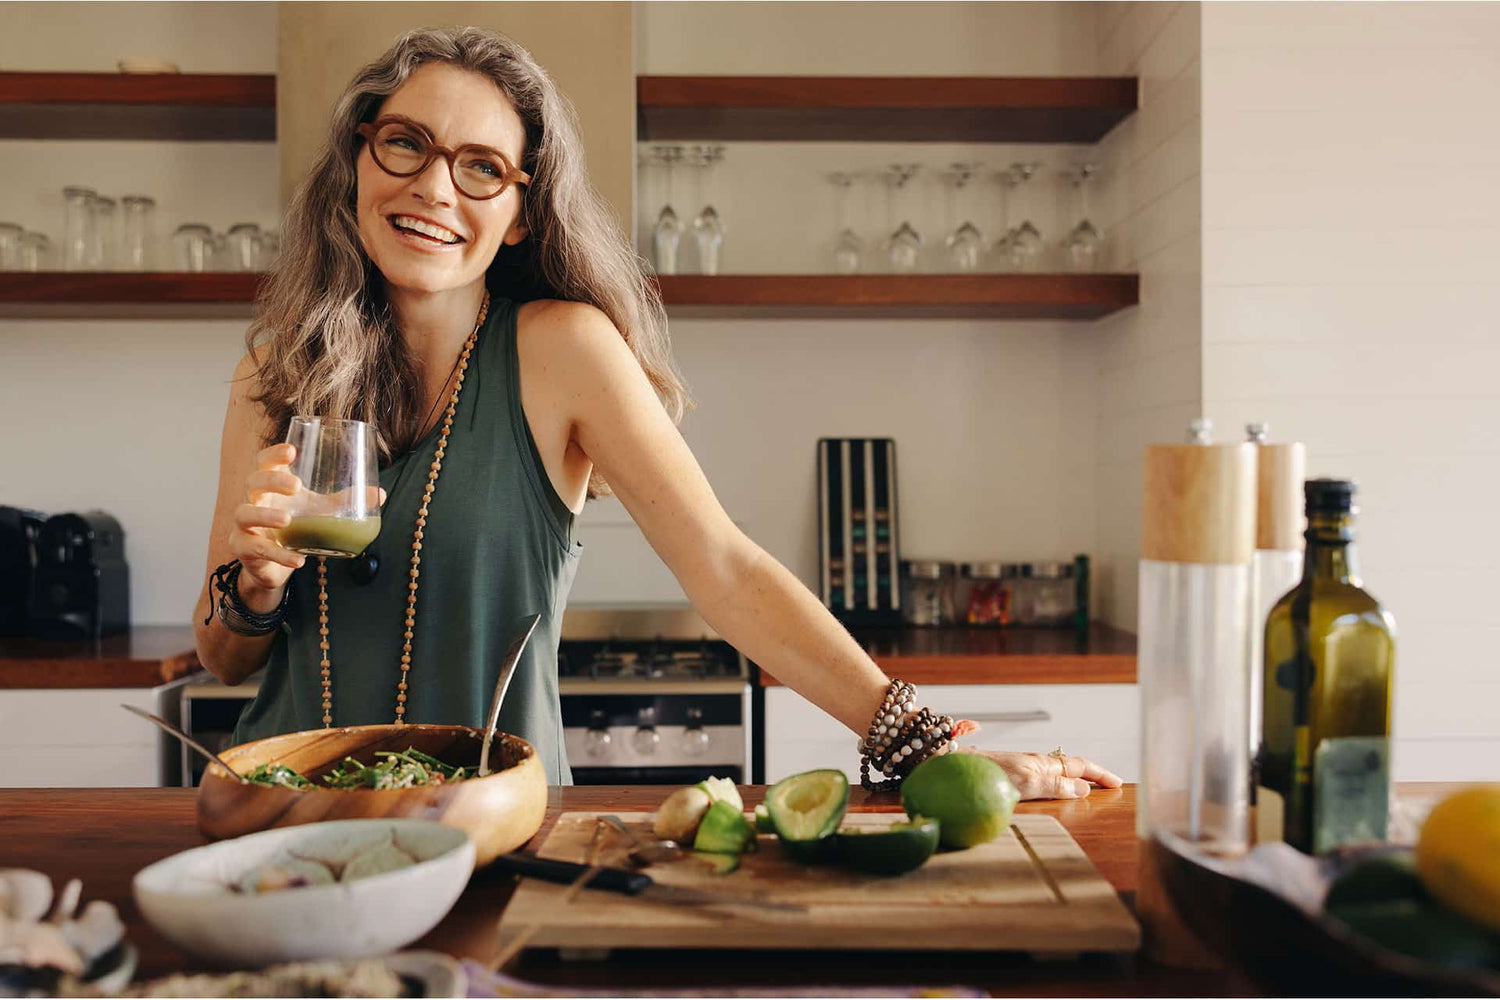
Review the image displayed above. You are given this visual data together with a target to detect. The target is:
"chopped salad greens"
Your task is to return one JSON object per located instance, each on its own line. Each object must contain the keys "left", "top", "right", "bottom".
{"left": 243, "top": 747, "right": 473, "bottom": 791}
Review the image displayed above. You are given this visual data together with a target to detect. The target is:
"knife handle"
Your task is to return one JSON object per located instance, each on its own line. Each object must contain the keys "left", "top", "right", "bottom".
{"left": 494, "top": 852, "right": 653, "bottom": 895}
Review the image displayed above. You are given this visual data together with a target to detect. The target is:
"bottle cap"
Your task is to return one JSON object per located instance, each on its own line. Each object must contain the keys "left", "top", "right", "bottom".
{"left": 1305, "top": 478, "right": 1356, "bottom": 515}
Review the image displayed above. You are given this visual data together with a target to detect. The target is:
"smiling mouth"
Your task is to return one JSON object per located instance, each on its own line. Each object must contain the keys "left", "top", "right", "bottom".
{"left": 387, "top": 214, "right": 465, "bottom": 246}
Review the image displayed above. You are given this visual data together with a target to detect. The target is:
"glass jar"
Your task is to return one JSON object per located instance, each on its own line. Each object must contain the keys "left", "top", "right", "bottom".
{"left": 62, "top": 186, "right": 98, "bottom": 270}
{"left": 959, "top": 562, "right": 1016, "bottom": 626}
{"left": 120, "top": 195, "right": 156, "bottom": 270}
{"left": 1012, "top": 561, "right": 1076, "bottom": 626}
{"left": 225, "top": 222, "right": 262, "bottom": 271}
{"left": 93, "top": 195, "right": 117, "bottom": 269}
{"left": 173, "top": 223, "right": 213, "bottom": 272}
{"left": 0, "top": 223, "right": 21, "bottom": 270}
{"left": 900, "top": 560, "right": 956, "bottom": 627}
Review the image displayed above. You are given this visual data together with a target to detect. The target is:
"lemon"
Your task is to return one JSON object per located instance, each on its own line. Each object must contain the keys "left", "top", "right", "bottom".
{"left": 1414, "top": 784, "right": 1500, "bottom": 934}
{"left": 900, "top": 753, "right": 1019, "bottom": 849}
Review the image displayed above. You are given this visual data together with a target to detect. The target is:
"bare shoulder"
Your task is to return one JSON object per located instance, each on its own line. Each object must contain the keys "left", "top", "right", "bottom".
{"left": 517, "top": 298, "right": 632, "bottom": 367}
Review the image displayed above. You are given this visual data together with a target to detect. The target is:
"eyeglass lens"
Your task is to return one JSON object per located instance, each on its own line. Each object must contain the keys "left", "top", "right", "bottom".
{"left": 371, "top": 123, "right": 510, "bottom": 199}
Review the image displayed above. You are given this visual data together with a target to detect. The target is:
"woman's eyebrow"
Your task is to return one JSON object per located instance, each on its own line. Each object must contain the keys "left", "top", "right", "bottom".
{"left": 375, "top": 113, "right": 509, "bottom": 154}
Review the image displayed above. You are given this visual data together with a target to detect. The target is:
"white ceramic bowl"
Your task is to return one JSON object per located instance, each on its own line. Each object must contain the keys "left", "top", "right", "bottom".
{"left": 133, "top": 819, "right": 474, "bottom": 967}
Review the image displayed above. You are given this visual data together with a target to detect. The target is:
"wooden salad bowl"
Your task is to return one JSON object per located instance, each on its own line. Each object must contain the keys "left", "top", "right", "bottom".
{"left": 196, "top": 724, "right": 548, "bottom": 866}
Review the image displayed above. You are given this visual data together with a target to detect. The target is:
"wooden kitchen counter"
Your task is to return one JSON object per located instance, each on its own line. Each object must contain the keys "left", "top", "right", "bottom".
{"left": 0, "top": 625, "right": 201, "bottom": 688}
{"left": 760, "top": 623, "right": 1137, "bottom": 686}
{"left": 3, "top": 784, "right": 1256, "bottom": 996}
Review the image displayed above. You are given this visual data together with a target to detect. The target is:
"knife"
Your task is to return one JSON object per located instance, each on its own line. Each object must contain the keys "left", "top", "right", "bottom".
{"left": 493, "top": 852, "right": 806, "bottom": 915}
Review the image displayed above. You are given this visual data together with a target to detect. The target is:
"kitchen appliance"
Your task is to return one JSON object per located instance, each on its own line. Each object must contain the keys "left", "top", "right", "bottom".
{"left": 28, "top": 511, "right": 129, "bottom": 639}
{"left": 559, "top": 607, "right": 752, "bottom": 786}
{"left": 817, "top": 437, "right": 901, "bottom": 627}
{"left": 0, "top": 505, "right": 45, "bottom": 637}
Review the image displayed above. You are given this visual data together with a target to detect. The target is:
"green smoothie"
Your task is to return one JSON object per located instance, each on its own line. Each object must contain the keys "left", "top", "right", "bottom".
{"left": 278, "top": 515, "right": 381, "bottom": 558}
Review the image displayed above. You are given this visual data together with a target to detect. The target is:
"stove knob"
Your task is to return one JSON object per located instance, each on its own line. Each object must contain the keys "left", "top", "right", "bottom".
{"left": 632, "top": 726, "right": 660, "bottom": 755}
{"left": 680, "top": 707, "right": 710, "bottom": 757}
{"left": 584, "top": 710, "right": 612, "bottom": 759}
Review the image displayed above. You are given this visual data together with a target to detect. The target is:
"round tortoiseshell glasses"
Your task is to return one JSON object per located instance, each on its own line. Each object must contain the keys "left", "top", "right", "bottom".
{"left": 356, "top": 117, "right": 531, "bottom": 201}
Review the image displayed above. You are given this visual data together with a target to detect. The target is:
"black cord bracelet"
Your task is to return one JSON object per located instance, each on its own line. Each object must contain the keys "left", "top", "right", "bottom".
{"left": 206, "top": 560, "right": 292, "bottom": 636}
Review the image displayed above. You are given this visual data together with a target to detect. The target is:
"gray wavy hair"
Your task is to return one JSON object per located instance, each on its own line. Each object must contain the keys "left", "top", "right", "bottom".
{"left": 247, "top": 26, "right": 687, "bottom": 497}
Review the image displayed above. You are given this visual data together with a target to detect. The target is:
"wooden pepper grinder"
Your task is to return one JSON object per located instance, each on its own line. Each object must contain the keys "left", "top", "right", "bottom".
{"left": 1136, "top": 418, "right": 1257, "bottom": 968}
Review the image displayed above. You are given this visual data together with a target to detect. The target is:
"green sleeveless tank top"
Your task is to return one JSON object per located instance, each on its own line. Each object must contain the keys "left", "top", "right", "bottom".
{"left": 234, "top": 297, "right": 581, "bottom": 784}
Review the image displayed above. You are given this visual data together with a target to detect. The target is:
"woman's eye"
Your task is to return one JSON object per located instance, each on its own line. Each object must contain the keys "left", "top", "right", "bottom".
{"left": 465, "top": 158, "right": 503, "bottom": 178}
{"left": 384, "top": 134, "right": 423, "bottom": 152}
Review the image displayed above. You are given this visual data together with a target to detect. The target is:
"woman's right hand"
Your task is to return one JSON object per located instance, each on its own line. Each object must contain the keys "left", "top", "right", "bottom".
{"left": 227, "top": 442, "right": 306, "bottom": 611}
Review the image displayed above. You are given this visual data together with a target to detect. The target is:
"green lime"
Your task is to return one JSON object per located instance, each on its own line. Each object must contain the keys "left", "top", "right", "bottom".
{"left": 837, "top": 817, "right": 941, "bottom": 876}
{"left": 900, "top": 753, "right": 1019, "bottom": 849}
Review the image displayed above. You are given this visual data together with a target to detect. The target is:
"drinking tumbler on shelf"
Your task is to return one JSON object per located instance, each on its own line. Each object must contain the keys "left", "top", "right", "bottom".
{"left": 92, "top": 195, "right": 117, "bottom": 269}
{"left": 172, "top": 223, "right": 212, "bottom": 272}
{"left": 225, "top": 223, "right": 262, "bottom": 272}
{"left": 17, "top": 232, "right": 51, "bottom": 272}
{"left": 62, "top": 186, "right": 98, "bottom": 271}
{"left": 120, "top": 195, "right": 157, "bottom": 270}
{"left": 1136, "top": 418, "right": 1257, "bottom": 968}
{"left": 0, "top": 223, "right": 21, "bottom": 270}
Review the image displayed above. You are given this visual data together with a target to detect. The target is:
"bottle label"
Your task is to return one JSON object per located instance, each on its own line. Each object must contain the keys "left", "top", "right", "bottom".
{"left": 1313, "top": 736, "right": 1390, "bottom": 853}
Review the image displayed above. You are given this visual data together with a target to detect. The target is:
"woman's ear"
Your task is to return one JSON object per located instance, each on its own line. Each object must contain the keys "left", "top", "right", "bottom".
{"left": 502, "top": 221, "right": 529, "bottom": 246}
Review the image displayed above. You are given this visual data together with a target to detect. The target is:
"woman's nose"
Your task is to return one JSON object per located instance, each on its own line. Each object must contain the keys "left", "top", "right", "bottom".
{"left": 406, "top": 156, "right": 458, "bottom": 207}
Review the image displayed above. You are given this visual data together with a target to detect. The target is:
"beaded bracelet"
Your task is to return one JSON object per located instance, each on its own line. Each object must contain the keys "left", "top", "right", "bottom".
{"left": 206, "top": 559, "right": 291, "bottom": 637}
{"left": 858, "top": 678, "right": 959, "bottom": 790}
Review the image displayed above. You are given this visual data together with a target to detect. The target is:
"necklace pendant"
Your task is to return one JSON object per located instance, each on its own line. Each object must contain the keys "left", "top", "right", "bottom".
{"left": 347, "top": 548, "right": 380, "bottom": 586}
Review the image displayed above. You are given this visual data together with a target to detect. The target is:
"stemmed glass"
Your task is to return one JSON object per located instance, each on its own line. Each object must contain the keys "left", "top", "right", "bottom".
{"left": 883, "top": 163, "right": 922, "bottom": 274}
{"left": 1059, "top": 163, "right": 1104, "bottom": 272}
{"left": 689, "top": 145, "right": 726, "bottom": 275}
{"left": 1007, "top": 162, "right": 1045, "bottom": 272}
{"left": 648, "top": 146, "right": 684, "bottom": 275}
{"left": 277, "top": 417, "right": 382, "bottom": 559}
{"left": 829, "top": 171, "right": 863, "bottom": 274}
{"left": 942, "top": 162, "right": 986, "bottom": 273}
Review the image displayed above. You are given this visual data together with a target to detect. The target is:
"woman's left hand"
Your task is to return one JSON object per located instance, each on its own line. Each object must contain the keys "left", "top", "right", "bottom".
{"left": 959, "top": 745, "right": 1123, "bottom": 800}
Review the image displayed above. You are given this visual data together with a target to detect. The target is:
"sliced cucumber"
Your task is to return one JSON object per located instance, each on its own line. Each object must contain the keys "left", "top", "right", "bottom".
{"left": 697, "top": 776, "right": 745, "bottom": 813}
{"left": 766, "top": 769, "right": 849, "bottom": 866}
{"left": 836, "top": 817, "right": 941, "bottom": 876}
{"left": 753, "top": 802, "right": 775, "bottom": 833}
{"left": 693, "top": 799, "right": 756, "bottom": 854}
{"left": 692, "top": 851, "right": 741, "bottom": 875}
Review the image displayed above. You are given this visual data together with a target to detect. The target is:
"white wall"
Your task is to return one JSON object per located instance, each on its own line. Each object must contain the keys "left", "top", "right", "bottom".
{"left": 1089, "top": 2, "right": 1204, "bottom": 628}
{"left": 1200, "top": 0, "right": 1500, "bottom": 779}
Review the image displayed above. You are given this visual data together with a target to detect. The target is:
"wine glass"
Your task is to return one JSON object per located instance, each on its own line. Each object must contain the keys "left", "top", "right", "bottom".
{"left": 277, "top": 417, "right": 382, "bottom": 558}
{"left": 649, "top": 146, "right": 684, "bottom": 275}
{"left": 690, "top": 145, "right": 726, "bottom": 275}
{"left": 1060, "top": 163, "right": 1104, "bottom": 272}
{"left": 942, "top": 162, "right": 986, "bottom": 273}
{"left": 828, "top": 171, "right": 863, "bottom": 274}
{"left": 884, "top": 163, "right": 922, "bottom": 274}
{"left": 1007, "top": 162, "right": 1045, "bottom": 272}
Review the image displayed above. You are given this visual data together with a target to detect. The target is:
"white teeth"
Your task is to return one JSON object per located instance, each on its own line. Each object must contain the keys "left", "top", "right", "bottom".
{"left": 391, "top": 215, "right": 461, "bottom": 244}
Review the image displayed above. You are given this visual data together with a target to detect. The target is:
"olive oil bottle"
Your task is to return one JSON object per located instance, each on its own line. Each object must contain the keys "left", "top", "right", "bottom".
{"left": 1257, "top": 479, "right": 1396, "bottom": 854}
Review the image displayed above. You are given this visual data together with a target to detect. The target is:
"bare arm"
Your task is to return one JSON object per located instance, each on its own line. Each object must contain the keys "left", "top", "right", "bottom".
{"left": 191, "top": 355, "right": 306, "bottom": 686}
{"left": 523, "top": 303, "right": 888, "bottom": 734}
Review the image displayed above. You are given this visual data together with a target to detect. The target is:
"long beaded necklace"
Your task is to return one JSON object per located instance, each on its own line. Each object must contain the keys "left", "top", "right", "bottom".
{"left": 314, "top": 290, "right": 490, "bottom": 728}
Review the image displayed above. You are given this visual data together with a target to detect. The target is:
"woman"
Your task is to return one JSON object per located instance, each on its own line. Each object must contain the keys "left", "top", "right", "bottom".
{"left": 192, "top": 26, "right": 1121, "bottom": 799}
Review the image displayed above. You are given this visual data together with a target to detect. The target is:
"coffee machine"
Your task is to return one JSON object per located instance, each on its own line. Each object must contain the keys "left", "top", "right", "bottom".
{"left": 0, "top": 506, "right": 46, "bottom": 637}
{"left": 29, "top": 511, "right": 130, "bottom": 639}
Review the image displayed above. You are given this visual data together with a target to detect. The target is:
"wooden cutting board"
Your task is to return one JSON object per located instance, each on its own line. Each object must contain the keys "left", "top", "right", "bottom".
{"left": 496, "top": 811, "right": 1140, "bottom": 954}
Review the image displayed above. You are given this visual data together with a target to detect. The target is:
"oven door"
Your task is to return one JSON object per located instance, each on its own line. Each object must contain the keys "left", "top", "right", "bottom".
{"left": 561, "top": 687, "right": 750, "bottom": 786}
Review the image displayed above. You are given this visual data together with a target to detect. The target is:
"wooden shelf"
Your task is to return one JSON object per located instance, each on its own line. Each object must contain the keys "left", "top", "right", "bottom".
{"left": 655, "top": 274, "right": 1138, "bottom": 320}
{"left": 758, "top": 624, "right": 1137, "bottom": 687}
{"left": 0, "top": 625, "right": 201, "bottom": 689}
{"left": 0, "top": 72, "right": 275, "bottom": 141}
{"left": 0, "top": 272, "right": 261, "bottom": 318}
{"left": 638, "top": 76, "right": 1137, "bottom": 143}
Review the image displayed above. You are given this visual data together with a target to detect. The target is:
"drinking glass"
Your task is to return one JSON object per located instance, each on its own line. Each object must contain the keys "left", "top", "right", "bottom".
{"left": 277, "top": 416, "right": 382, "bottom": 558}
{"left": 1059, "top": 163, "right": 1104, "bottom": 272}
{"left": 62, "top": 186, "right": 97, "bottom": 270}
{"left": 120, "top": 195, "right": 156, "bottom": 270}
{"left": 17, "top": 232, "right": 51, "bottom": 272}
{"left": 649, "top": 146, "right": 684, "bottom": 275}
{"left": 991, "top": 168, "right": 1021, "bottom": 271}
{"left": 0, "top": 223, "right": 21, "bottom": 270}
{"left": 1007, "top": 163, "right": 1045, "bottom": 272}
{"left": 225, "top": 223, "right": 263, "bottom": 272}
{"left": 690, "top": 145, "right": 725, "bottom": 275}
{"left": 828, "top": 171, "right": 863, "bottom": 274}
{"left": 172, "top": 223, "right": 212, "bottom": 272}
{"left": 883, "top": 163, "right": 922, "bottom": 274}
{"left": 92, "top": 195, "right": 117, "bottom": 269}
{"left": 942, "top": 162, "right": 986, "bottom": 273}
{"left": 259, "top": 230, "right": 280, "bottom": 269}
